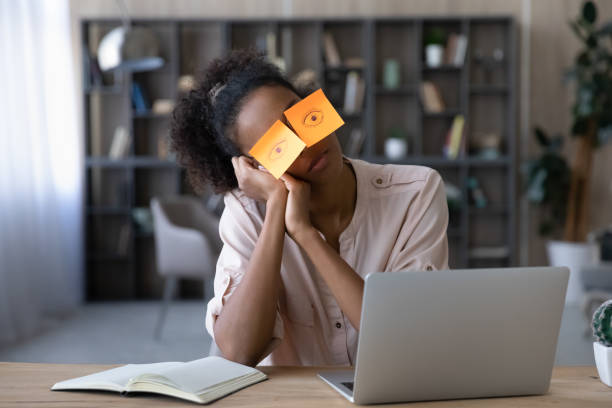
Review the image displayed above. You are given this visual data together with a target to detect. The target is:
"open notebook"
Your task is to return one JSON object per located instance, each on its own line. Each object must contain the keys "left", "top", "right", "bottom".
{"left": 51, "top": 356, "right": 267, "bottom": 404}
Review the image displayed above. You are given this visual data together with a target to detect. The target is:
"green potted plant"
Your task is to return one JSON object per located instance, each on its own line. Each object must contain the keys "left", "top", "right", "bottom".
{"left": 525, "top": 125, "right": 599, "bottom": 304}
{"left": 527, "top": 1, "right": 612, "bottom": 304}
{"left": 525, "top": 127, "right": 571, "bottom": 238}
{"left": 592, "top": 299, "right": 612, "bottom": 387}
{"left": 563, "top": 1, "right": 612, "bottom": 243}
{"left": 384, "top": 127, "right": 408, "bottom": 160}
{"left": 424, "top": 27, "right": 446, "bottom": 68}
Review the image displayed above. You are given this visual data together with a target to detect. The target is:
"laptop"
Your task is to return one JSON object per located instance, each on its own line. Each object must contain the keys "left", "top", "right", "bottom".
{"left": 318, "top": 267, "right": 569, "bottom": 405}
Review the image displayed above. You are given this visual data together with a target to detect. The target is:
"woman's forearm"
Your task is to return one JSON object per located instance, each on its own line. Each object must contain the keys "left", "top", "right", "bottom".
{"left": 213, "top": 190, "right": 288, "bottom": 366}
{"left": 295, "top": 228, "right": 364, "bottom": 330}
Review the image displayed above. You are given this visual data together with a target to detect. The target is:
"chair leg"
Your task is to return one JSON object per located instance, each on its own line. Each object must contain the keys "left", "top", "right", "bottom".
{"left": 154, "top": 277, "right": 177, "bottom": 340}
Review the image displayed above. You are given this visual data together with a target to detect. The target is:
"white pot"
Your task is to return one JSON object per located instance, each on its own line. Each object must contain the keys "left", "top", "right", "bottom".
{"left": 425, "top": 44, "right": 444, "bottom": 68}
{"left": 594, "top": 342, "right": 612, "bottom": 387}
{"left": 384, "top": 138, "right": 407, "bottom": 160}
{"left": 546, "top": 240, "right": 599, "bottom": 305}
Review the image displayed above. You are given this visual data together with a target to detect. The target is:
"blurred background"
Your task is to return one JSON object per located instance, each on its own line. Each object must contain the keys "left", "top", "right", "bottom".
{"left": 1, "top": 0, "right": 612, "bottom": 366}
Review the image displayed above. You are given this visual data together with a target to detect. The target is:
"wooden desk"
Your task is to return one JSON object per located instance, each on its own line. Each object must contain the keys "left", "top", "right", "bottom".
{"left": 0, "top": 363, "right": 609, "bottom": 407}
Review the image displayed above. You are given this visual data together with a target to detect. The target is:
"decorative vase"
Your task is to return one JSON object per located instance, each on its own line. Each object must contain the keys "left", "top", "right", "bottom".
{"left": 384, "top": 138, "right": 407, "bottom": 160}
{"left": 546, "top": 240, "right": 599, "bottom": 305}
{"left": 425, "top": 44, "right": 444, "bottom": 68}
{"left": 594, "top": 342, "right": 612, "bottom": 387}
{"left": 383, "top": 59, "right": 400, "bottom": 89}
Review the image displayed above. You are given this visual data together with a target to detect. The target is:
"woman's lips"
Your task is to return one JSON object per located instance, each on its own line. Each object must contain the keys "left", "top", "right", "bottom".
{"left": 308, "top": 149, "right": 329, "bottom": 172}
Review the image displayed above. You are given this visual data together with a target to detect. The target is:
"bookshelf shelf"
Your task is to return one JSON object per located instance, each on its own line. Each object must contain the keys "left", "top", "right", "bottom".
{"left": 82, "top": 16, "right": 516, "bottom": 299}
{"left": 85, "top": 157, "right": 178, "bottom": 168}
{"left": 467, "top": 156, "right": 509, "bottom": 166}
{"left": 422, "top": 110, "right": 462, "bottom": 118}
{"left": 374, "top": 85, "right": 417, "bottom": 95}
{"left": 470, "top": 84, "right": 508, "bottom": 94}
{"left": 422, "top": 65, "right": 462, "bottom": 72}
{"left": 86, "top": 157, "right": 131, "bottom": 167}
{"left": 324, "top": 65, "right": 365, "bottom": 72}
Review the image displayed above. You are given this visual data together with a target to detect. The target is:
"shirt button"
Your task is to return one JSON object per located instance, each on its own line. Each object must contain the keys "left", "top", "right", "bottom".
{"left": 376, "top": 178, "right": 383, "bottom": 184}
{"left": 335, "top": 322, "right": 342, "bottom": 329}
{"left": 426, "top": 265, "right": 433, "bottom": 271}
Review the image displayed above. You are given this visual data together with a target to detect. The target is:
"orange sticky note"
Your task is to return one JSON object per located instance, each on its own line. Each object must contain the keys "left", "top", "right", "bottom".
{"left": 283, "top": 88, "right": 344, "bottom": 147}
{"left": 248, "top": 120, "right": 306, "bottom": 179}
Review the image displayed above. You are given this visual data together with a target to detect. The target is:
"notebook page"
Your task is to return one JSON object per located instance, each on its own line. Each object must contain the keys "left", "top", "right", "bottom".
{"left": 52, "top": 362, "right": 182, "bottom": 390}
{"left": 151, "top": 356, "right": 261, "bottom": 394}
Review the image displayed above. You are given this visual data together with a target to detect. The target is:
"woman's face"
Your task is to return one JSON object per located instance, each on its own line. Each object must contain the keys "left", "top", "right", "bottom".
{"left": 234, "top": 85, "right": 344, "bottom": 184}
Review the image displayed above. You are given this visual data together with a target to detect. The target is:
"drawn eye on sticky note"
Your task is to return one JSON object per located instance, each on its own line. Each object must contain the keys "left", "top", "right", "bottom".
{"left": 283, "top": 89, "right": 344, "bottom": 147}
{"left": 248, "top": 120, "right": 306, "bottom": 179}
{"left": 304, "top": 110, "right": 324, "bottom": 127}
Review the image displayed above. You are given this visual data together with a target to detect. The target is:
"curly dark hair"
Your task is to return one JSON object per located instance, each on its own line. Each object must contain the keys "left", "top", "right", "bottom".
{"left": 170, "top": 48, "right": 303, "bottom": 194}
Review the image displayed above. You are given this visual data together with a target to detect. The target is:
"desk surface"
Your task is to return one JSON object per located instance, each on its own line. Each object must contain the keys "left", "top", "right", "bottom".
{"left": 0, "top": 363, "right": 609, "bottom": 407}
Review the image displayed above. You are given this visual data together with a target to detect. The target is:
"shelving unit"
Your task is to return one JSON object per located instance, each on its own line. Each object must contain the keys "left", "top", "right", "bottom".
{"left": 81, "top": 16, "right": 516, "bottom": 300}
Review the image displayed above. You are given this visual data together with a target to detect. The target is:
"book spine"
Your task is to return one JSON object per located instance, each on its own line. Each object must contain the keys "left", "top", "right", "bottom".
{"left": 343, "top": 71, "right": 358, "bottom": 114}
{"left": 448, "top": 115, "right": 465, "bottom": 159}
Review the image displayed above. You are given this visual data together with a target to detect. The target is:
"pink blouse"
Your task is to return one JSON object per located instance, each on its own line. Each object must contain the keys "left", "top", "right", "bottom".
{"left": 205, "top": 157, "right": 449, "bottom": 366}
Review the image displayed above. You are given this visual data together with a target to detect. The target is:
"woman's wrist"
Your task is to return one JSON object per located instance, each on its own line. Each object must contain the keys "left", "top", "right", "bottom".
{"left": 267, "top": 186, "right": 288, "bottom": 206}
{"left": 292, "top": 225, "right": 319, "bottom": 247}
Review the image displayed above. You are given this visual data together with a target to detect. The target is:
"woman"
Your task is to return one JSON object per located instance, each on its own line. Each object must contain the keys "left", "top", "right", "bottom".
{"left": 170, "top": 49, "right": 448, "bottom": 367}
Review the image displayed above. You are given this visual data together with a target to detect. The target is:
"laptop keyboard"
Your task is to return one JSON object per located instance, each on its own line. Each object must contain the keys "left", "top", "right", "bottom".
{"left": 341, "top": 381, "right": 354, "bottom": 391}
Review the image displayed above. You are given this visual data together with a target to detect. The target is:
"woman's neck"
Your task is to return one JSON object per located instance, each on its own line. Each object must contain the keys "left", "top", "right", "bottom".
{"left": 309, "top": 160, "right": 357, "bottom": 224}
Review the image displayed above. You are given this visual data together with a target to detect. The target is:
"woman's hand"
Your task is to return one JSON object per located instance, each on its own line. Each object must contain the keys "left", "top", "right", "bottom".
{"left": 279, "top": 173, "right": 314, "bottom": 242}
{"left": 232, "top": 156, "right": 286, "bottom": 202}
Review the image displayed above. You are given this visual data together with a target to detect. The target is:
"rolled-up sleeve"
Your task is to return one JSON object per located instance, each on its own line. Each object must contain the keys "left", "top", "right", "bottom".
{"left": 386, "top": 169, "right": 449, "bottom": 272}
{"left": 205, "top": 191, "right": 284, "bottom": 356}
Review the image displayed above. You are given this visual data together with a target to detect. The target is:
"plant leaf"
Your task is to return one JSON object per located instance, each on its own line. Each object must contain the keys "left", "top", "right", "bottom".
{"left": 596, "top": 21, "right": 612, "bottom": 36}
{"left": 598, "top": 125, "right": 612, "bottom": 145}
{"left": 572, "top": 117, "right": 589, "bottom": 135}
{"left": 587, "top": 33, "right": 598, "bottom": 48}
{"left": 534, "top": 127, "right": 550, "bottom": 147}
{"left": 576, "top": 50, "right": 590, "bottom": 66}
{"left": 570, "top": 20, "right": 587, "bottom": 42}
{"left": 583, "top": 1, "right": 597, "bottom": 24}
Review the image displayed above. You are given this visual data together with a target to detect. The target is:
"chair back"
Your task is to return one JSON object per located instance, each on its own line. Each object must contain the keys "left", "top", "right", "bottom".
{"left": 151, "top": 196, "right": 221, "bottom": 278}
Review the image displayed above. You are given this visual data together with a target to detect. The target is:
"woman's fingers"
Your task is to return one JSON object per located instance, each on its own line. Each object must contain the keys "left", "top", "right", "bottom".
{"left": 279, "top": 173, "right": 302, "bottom": 191}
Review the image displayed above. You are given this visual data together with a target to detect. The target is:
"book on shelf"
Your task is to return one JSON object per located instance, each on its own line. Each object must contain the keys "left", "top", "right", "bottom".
{"left": 453, "top": 35, "right": 468, "bottom": 66}
{"left": 151, "top": 99, "right": 174, "bottom": 115}
{"left": 443, "top": 115, "right": 465, "bottom": 159}
{"left": 117, "top": 223, "right": 131, "bottom": 256}
{"left": 444, "top": 34, "right": 458, "bottom": 65}
{"left": 51, "top": 356, "right": 267, "bottom": 405}
{"left": 83, "top": 48, "right": 105, "bottom": 88}
{"left": 343, "top": 71, "right": 365, "bottom": 114}
{"left": 420, "top": 81, "right": 445, "bottom": 113}
{"left": 265, "top": 31, "right": 286, "bottom": 72}
{"left": 444, "top": 34, "right": 468, "bottom": 66}
{"left": 157, "top": 135, "right": 170, "bottom": 160}
{"left": 131, "top": 82, "right": 150, "bottom": 114}
{"left": 468, "top": 246, "right": 510, "bottom": 259}
{"left": 323, "top": 32, "right": 342, "bottom": 67}
{"left": 345, "top": 128, "right": 365, "bottom": 156}
{"left": 178, "top": 75, "right": 196, "bottom": 93}
{"left": 108, "top": 126, "right": 130, "bottom": 159}
{"left": 344, "top": 57, "right": 365, "bottom": 69}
